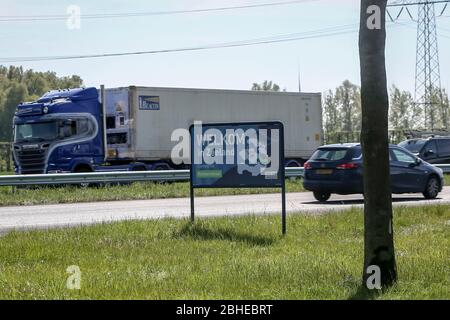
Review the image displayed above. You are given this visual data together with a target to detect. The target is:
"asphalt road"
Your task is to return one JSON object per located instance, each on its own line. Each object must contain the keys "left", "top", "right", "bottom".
{"left": 1, "top": 187, "right": 450, "bottom": 233}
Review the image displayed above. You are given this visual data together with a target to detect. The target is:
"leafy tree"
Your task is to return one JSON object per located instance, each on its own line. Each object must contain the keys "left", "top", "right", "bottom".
{"left": 23, "top": 70, "right": 47, "bottom": 97}
{"left": 335, "top": 80, "right": 361, "bottom": 132}
{"left": 251, "top": 80, "right": 281, "bottom": 92}
{"left": 7, "top": 66, "right": 24, "bottom": 82}
{"left": 322, "top": 90, "right": 340, "bottom": 140}
{"left": 322, "top": 80, "right": 361, "bottom": 143}
{"left": 359, "top": 0, "right": 397, "bottom": 289}
{"left": 442, "top": 90, "right": 450, "bottom": 129}
{"left": 389, "top": 85, "right": 419, "bottom": 130}
{"left": 433, "top": 88, "right": 450, "bottom": 130}
{"left": 0, "top": 65, "right": 83, "bottom": 142}
{"left": 0, "top": 83, "right": 28, "bottom": 141}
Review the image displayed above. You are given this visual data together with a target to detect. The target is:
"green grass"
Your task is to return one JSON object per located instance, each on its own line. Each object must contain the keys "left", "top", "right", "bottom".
{"left": 0, "top": 205, "right": 448, "bottom": 299}
{"left": 0, "top": 173, "right": 449, "bottom": 208}
{"left": 0, "top": 178, "right": 304, "bottom": 207}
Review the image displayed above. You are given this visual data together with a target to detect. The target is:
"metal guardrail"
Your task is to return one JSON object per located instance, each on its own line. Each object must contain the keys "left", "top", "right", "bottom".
{"left": 0, "top": 170, "right": 190, "bottom": 186}
{"left": 431, "top": 164, "right": 450, "bottom": 173}
{"left": 0, "top": 167, "right": 304, "bottom": 187}
{"left": 0, "top": 165, "right": 449, "bottom": 187}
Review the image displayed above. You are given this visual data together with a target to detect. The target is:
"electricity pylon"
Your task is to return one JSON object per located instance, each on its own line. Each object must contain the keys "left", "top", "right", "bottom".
{"left": 387, "top": 0, "right": 449, "bottom": 130}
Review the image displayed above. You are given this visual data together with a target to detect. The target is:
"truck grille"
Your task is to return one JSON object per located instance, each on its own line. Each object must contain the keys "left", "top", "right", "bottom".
{"left": 15, "top": 147, "right": 48, "bottom": 174}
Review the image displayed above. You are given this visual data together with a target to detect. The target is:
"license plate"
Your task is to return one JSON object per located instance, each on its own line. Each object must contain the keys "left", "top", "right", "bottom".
{"left": 316, "top": 169, "right": 333, "bottom": 174}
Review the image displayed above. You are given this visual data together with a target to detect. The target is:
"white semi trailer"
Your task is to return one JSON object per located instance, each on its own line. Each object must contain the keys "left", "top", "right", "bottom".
{"left": 103, "top": 86, "right": 323, "bottom": 169}
{"left": 12, "top": 85, "right": 322, "bottom": 174}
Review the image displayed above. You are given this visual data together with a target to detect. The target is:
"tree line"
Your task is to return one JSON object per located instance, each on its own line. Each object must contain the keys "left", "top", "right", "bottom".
{"left": 322, "top": 80, "right": 450, "bottom": 143}
{"left": 253, "top": 79, "right": 450, "bottom": 143}
{"left": 0, "top": 65, "right": 83, "bottom": 141}
{"left": 1, "top": 70, "right": 448, "bottom": 144}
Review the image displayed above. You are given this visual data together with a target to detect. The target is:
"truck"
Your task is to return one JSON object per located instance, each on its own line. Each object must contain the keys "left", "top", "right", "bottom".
{"left": 12, "top": 86, "right": 322, "bottom": 174}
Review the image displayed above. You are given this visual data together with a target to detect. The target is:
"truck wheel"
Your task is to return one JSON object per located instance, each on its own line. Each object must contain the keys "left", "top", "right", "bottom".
{"left": 153, "top": 165, "right": 171, "bottom": 184}
{"left": 313, "top": 191, "right": 331, "bottom": 202}
{"left": 74, "top": 166, "right": 93, "bottom": 188}
{"left": 423, "top": 176, "right": 440, "bottom": 199}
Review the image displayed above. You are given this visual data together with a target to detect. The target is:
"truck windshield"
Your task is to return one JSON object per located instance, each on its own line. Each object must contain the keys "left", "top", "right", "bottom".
{"left": 398, "top": 140, "right": 427, "bottom": 153}
{"left": 15, "top": 122, "right": 58, "bottom": 142}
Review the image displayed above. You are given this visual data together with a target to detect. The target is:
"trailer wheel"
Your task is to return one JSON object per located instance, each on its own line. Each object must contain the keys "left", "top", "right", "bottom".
{"left": 153, "top": 164, "right": 171, "bottom": 184}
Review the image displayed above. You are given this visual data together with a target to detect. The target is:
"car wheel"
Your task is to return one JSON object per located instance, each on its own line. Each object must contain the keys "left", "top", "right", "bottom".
{"left": 423, "top": 176, "right": 440, "bottom": 199}
{"left": 313, "top": 191, "right": 331, "bottom": 202}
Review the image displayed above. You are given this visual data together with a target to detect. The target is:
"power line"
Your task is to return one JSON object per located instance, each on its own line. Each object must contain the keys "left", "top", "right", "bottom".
{"left": 0, "top": 0, "right": 320, "bottom": 22}
{"left": 0, "top": 22, "right": 416, "bottom": 64}
{"left": 0, "top": 25, "right": 358, "bottom": 63}
{"left": 393, "top": 18, "right": 450, "bottom": 38}
{"left": 387, "top": 0, "right": 450, "bottom": 7}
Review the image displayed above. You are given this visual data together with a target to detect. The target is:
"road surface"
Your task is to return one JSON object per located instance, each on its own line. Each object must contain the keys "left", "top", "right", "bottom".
{"left": 1, "top": 187, "right": 449, "bottom": 233}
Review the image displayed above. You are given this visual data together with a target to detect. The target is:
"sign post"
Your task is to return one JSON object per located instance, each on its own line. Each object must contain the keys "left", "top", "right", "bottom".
{"left": 189, "top": 121, "right": 286, "bottom": 234}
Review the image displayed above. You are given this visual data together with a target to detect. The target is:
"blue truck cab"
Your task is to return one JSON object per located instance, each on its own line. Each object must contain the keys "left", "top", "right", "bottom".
{"left": 12, "top": 87, "right": 106, "bottom": 174}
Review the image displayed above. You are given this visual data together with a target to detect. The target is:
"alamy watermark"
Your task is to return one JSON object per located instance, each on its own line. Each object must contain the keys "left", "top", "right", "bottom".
{"left": 170, "top": 121, "right": 280, "bottom": 178}
{"left": 366, "top": 265, "right": 381, "bottom": 290}
{"left": 366, "top": 5, "right": 381, "bottom": 30}
{"left": 66, "top": 5, "right": 81, "bottom": 30}
{"left": 66, "top": 265, "right": 81, "bottom": 290}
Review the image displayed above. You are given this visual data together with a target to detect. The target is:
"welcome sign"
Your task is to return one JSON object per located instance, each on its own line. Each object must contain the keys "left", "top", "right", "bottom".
{"left": 189, "top": 121, "right": 286, "bottom": 234}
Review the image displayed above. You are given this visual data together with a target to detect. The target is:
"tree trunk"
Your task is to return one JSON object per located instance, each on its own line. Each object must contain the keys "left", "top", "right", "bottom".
{"left": 359, "top": 0, "right": 397, "bottom": 287}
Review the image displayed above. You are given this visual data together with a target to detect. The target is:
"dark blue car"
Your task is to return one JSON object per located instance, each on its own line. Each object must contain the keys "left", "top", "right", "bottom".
{"left": 303, "top": 143, "right": 444, "bottom": 202}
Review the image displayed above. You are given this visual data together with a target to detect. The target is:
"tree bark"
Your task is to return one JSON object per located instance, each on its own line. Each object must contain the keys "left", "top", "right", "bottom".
{"left": 359, "top": 0, "right": 397, "bottom": 287}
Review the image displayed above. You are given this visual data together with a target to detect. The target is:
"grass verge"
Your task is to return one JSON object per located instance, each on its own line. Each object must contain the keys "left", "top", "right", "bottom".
{"left": 0, "top": 204, "right": 448, "bottom": 299}
{"left": 0, "top": 174, "right": 449, "bottom": 208}
{"left": 0, "top": 178, "right": 304, "bottom": 207}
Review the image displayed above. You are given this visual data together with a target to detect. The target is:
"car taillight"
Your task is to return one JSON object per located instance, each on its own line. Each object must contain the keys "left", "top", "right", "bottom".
{"left": 336, "top": 163, "right": 358, "bottom": 169}
{"left": 304, "top": 162, "right": 312, "bottom": 170}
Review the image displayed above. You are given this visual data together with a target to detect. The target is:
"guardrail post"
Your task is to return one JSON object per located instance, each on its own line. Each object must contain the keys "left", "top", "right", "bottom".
{"left": 0, "top": 144, "right": 2, "bottom": 172}
{"left": 0, "top": 144, "right": 3, "bottom": 172}
{"left": 6, "top": 144, "right": 11, "bottom": 172}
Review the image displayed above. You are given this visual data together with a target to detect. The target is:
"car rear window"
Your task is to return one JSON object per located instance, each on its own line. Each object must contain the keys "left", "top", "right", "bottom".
{"left": 351, "top": 148, "right": 362, "bottom": 158}
{"left": 310, "top": 148, "right": 349, "bottom": 161}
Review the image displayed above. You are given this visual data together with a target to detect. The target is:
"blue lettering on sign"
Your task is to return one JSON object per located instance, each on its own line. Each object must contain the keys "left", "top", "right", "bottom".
{"left": 139, "top": 96, "right": 160, "bottom": 110}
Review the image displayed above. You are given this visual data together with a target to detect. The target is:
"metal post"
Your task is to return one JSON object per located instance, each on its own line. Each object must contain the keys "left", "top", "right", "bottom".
{"left": 100, "top": 85, "right": 108, "bottom": 162}
{"left": 281, "top": 182, "right": 286, "bottom": 235}
{"left": 0, "top": 145, "right": 3, "bottom": 172}
{"left": 280, "top": 123, "right": 286, "bottom": 235}
{"left": 6, "top": 144, "right": 11, "bottom": 172}
{"left": 190, "top": 184, "right": 195, "bottom": 222}
{"left": 190, "top": 159, "right": 195, "bottom": 222}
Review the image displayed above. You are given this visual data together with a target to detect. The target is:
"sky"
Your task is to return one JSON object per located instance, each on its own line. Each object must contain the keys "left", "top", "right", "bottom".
{"left": 0, "top": 0, "right": 449, "bottom": 95}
